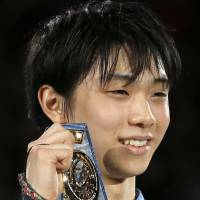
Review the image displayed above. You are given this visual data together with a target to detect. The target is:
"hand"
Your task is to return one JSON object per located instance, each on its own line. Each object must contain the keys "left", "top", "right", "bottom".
{"left": 26, "top": 123, "right": 74, "bottom": 200}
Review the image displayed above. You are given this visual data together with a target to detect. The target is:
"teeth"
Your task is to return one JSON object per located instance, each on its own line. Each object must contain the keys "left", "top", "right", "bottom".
{"left": 122, "top": 139, "right": 147, "bottom": 147}
{"left": 130, "top": 140, "right": 134, "bottom": 145}
{"left": 124, "top": 140, "right": 130, "bottom": 145}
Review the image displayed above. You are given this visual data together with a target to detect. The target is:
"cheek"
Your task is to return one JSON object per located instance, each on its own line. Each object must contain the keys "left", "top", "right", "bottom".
{"left": 152, "top": 101, "right": 170, "bottom": 138}
{"left": 79, "top": 95, "right": 126, "bottom": 132}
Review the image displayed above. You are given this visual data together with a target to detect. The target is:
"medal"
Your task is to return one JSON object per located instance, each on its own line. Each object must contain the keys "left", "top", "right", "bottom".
{"left": 63, "top": 151, "right": 99, "bottom": 200}
{"left": 62, "top": 123, "right": 108, "bottom": 200}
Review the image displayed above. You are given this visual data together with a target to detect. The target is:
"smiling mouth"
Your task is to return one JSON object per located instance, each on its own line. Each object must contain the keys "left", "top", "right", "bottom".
{"left": 119, "top": 135, "right": 153, "bottom": 147}
{"left": 118, "top": 138, "right": 152, "bottom": 155}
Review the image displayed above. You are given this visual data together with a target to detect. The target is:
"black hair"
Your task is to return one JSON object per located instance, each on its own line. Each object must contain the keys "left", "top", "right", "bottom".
{"left": 24, "top": 0, "right": 181, "bottom": 130}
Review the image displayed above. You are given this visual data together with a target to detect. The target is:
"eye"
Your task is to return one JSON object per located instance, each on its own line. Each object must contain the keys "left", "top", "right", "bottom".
{"left": 107, "top": 89, "right": 129, "bottom": 96}
{"left": 153, "top": 92, "right": 168, "bottom": 97}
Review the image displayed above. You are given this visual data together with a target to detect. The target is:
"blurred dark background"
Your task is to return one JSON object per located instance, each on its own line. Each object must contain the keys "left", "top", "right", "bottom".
{"left": 0, "top": 0, "right": 199, "bottom": 199}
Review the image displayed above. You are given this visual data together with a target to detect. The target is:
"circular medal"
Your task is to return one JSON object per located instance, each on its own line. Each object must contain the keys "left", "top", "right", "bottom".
{"left": 63, "top": 151, "right": 99, "bottom": 200}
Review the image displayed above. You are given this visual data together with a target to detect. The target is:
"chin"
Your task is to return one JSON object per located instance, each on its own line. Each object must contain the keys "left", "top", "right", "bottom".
{"left": 107, "top": 162, "right": 150, "bottom": 180}
{"left": 103, "top": 148, "right": 152, "bottom": 180}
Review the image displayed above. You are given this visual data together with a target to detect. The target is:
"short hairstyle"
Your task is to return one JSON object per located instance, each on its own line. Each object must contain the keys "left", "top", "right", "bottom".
{"left": 24, "top": 0, "right": 181, "bottom": 131}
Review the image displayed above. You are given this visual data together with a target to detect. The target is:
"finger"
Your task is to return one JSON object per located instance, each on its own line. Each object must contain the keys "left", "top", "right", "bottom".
{"left": 28, "top": 143, "right": 73, "bottom": 155}
{"left": 33, "top": 144, "right": 73, "bottom": 150}
{"left": 27, "top": 123, "right": 64, "bottom": 152}
{"left": 28, "top": 145, "right": 73, "bottom": 170}
{"left": 27, "top": 143, "right": 49, "bottom": 155}
{"left": 42, "top": 130, "right": 75, "bottom": 145}
{"left": 40, "top": 123, "right": 65, "bottom": 138}
{"left": 27, "top": 130, "right": 74, "bottom": 152}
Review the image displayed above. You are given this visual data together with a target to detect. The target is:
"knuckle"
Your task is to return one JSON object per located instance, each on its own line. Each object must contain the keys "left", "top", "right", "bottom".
{"left": 63, "top": 145, "right": 73, "bottom": 153}
{"left": 57, "top": 131, "right": 74, "bottom": 144}
{"left": 27, "top": 141, "right": 35, "bottom": 150}
{"left": 64, "top": 131, "right": 75, "bottom": 142}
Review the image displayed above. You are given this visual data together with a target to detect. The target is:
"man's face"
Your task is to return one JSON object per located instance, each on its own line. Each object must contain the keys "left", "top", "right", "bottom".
{"left": 71, "top": 52, "right": 170, "bottom": 183}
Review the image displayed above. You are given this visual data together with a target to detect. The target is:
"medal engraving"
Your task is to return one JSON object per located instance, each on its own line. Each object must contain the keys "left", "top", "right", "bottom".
{"left": 64, "top": 151, "right": 99, "bottom": 200}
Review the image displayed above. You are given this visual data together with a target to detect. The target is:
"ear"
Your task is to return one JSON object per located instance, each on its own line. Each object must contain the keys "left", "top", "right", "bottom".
{"left": 37, "top": 85, "right": 65, "bottom": 123}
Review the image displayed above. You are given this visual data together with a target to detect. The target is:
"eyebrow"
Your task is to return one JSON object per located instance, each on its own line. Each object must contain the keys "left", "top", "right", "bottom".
{"left": 111, "top": 73, "right": 133, "bottom": 82}
{"left": 154, "top": 79, "right": 170, "bottom": 92}
{"left": 112, "top": 73, "right": 169, "bottom": 81}
{"left": 111, "top": 73, "right": 170, "bottom": 87}
{"left": 154, "top": 77, "right": 169, "bottom": 85}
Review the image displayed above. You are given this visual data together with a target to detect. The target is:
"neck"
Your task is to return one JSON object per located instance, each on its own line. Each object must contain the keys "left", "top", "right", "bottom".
{"left": 103, "top": 175, "right": 136, "bottom": 200}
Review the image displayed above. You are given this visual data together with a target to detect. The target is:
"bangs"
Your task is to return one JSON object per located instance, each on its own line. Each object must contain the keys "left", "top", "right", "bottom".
{"left": 77, "top": 1, "right": 181, "bottom": 88}
{"left": 92, "top": 37, "right": 178, "bottom": 89}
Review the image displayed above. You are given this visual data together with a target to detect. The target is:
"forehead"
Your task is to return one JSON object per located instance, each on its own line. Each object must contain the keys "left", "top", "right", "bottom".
{"left": 115, "top": 48, "right": 130, "bottom": 73}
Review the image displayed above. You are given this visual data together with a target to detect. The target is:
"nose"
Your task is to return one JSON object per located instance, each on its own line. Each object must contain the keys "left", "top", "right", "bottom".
{"left": 128, "top": 96, "right": 156, "bottom": 129}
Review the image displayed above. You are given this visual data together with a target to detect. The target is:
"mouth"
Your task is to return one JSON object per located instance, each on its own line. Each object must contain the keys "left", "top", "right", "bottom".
{"left": 118, "top": 136, "right": 153, "bottom": 155}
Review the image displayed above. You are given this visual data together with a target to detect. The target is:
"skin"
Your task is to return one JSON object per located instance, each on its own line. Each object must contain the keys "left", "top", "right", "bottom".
{"left": 26, "top": 52, "right": 170, "bottom": 200}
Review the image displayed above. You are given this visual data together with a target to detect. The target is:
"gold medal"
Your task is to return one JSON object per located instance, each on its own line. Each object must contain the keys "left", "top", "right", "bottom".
{"left": 63, "top": 151, "right": 99, "bottom": 200}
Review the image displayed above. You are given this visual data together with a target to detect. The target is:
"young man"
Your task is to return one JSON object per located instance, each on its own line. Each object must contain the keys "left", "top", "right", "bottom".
{"left": 19, "top": 0, "right": 181, "bottom": 199}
